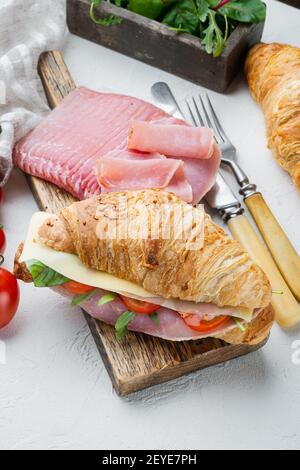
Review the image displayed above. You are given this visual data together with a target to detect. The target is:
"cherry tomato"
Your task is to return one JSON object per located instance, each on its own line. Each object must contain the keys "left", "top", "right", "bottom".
{"left": 0, "top": 188, "right": 3, "bottom": 205}
{"left": 63, "top": 280, "right": 95, "bottom": 295}
{"left": 182, "top": 313, "right": 230, "bottom": 333}
{"left": 119, "top": 295, "right": 159, "bottom": 314}
{"left": 0, "top": 225, "right": 6, "bottom": 253}
{"left": 0, "top": 261, "right": 20, "bottom": 329}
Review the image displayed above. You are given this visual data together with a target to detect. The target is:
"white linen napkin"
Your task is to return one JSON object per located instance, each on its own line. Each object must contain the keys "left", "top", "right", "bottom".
{"left": 0, "top": 0, "right": 67, "bottom": 185}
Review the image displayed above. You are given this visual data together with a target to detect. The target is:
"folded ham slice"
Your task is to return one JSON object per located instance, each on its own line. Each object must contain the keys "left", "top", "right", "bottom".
{"left": 128, "top": 121, "right": 215, "bottom": 159}
{"left": 76, "top": 289, "right": 238, "bottom": 342}
{"left": 97, "top": 149, "right": 193, "bottom": 203}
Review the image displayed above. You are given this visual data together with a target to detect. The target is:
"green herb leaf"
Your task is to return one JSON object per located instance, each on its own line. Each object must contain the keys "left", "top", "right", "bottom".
{"left": 98, "top": 292, "right": 117, "bottom": 305}
{"left": 149, "top": 312, "right": 160, "bottom": 325}
{"left": 234, "top": 317, "right": 246, "bottom": 333}
{"left": 128, "top": 0, "right": 176, "bottom": 20}
{"left": 26, "top": 260, "right": 69, "bottom": 287}
{"left": 201, "top": 9, "right": 226, "bottom": 57}
{"left": 115, "top": 310, "right": 136, "bottom": 341}
{"left": 163, "top": 0, "right": 200, "bottom": 35}
{"left": 71, "top": 289, "right": 98, "bottom": 307}
{"left": 90, "top": 0, "right": 123, "bottom": 25}
{"left": 219, "top": 0, "right": 266, "bottom": 23}
{"left": 195, "top": 0, "right": 209, "bottom": 22}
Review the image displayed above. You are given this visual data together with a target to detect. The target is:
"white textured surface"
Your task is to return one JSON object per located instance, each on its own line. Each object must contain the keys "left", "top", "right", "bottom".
{"left": 0, "top": 0, "right": 300, "bottom": 450}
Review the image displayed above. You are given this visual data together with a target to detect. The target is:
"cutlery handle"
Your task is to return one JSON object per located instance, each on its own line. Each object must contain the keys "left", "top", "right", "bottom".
{"left": 245, "top": 192, "right": 300, "bottom": 301}
{"left": 228, "top": 214, "right": 300, "bottom": 328}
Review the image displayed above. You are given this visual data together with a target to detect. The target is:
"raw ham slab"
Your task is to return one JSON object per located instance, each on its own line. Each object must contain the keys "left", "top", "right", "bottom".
{"left": 14, "top": 87, "right": 219, "bottom": 203}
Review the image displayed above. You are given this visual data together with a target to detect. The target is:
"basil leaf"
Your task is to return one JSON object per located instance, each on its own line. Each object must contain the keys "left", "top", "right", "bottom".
{"left": 115, "top": 310, "right": 136, "bottom": 341}
{"left": 71, "top": 289, "right": 98, "bottom": 307}
{"left": 219, "top": 0, "right": 266, "bottom": 23}
{"left": 234, "top": 318, "right": 246, "bottom": 333}
{"left": 149, "top": 312, "right": 160, "bottom": 325}
{"left": 98, "top": 292, "right": 117, "bottom": 306}
{"left": 26, "top": 260, "right": 69, "bottom": 287}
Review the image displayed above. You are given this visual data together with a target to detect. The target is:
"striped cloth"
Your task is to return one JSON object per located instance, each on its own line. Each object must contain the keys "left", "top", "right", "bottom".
{"left": 0, "top": 0, "right": 67, "bottom": 185}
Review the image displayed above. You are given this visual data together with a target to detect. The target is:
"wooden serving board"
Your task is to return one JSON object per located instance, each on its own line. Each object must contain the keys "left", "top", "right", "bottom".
{"left": 28, "top": 51, "right": 268, "bottom": 396}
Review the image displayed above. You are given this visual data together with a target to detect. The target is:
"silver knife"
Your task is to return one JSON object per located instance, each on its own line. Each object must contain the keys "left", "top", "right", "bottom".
{"left": 151, "top": 82, "right": 300, "bottom": 327}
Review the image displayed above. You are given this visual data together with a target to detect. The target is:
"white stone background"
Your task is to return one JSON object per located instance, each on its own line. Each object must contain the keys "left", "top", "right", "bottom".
{"left": 0, "top": 0, "right": 300, "bottom": 450}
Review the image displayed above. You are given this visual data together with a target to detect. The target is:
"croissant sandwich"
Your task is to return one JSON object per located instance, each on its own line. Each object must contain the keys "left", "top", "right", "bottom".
{"left": 245, "top": 42, "right": 300, "bottom": 189}
{"left": 14, "top": 189, "right": 273, "bottom": 344}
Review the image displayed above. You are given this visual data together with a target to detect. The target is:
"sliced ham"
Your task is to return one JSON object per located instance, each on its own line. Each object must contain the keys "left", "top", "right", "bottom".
{"left": 128, "top": 120, "right": 215, "bottom": 159}
{"left": 13, "top": 87, "right": 220, "bottom": 203}
{"left": 97, "top": 149, "right": 193, "bottom": 203}
{"left": 80, "top": 290, "right": 238, "bottom": 342}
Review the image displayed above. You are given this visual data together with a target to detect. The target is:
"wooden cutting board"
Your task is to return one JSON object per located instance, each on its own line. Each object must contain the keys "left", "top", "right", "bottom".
{"left": 26, "top": 51, "right": 268, "bottom": 396}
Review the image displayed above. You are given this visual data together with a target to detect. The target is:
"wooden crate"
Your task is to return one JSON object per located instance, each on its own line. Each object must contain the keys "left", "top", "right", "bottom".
{"left": 67, "top": 0, "right": 265, "bottom": 93}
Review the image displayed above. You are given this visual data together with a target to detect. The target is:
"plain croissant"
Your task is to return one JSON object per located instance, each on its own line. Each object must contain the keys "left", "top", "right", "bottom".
{"left": 245, "top": 42, "right": 300, "bottom": 189}
{"left": 38, "top": 189, "right": 271, "bottom": 311}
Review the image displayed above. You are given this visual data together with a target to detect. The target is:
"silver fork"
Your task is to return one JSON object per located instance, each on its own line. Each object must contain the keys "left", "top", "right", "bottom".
{"left": 186, "top": 95, "right": 300, "bottom": 301}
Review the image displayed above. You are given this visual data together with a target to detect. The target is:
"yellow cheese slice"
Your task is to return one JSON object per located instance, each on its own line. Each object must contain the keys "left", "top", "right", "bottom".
{"left": 20, "top": 212, "right": 253, "bottom": 322}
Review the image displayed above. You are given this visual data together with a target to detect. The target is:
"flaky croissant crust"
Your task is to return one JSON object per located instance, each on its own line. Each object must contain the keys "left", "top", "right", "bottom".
{"left": 38, "top": 190, "right": 271, "bottom": 310}
{"left": 245, "top": 43, "right": 300, "bottom": 189}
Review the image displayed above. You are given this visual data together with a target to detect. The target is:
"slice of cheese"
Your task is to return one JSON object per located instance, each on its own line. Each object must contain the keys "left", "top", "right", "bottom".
{"left": 20, "top": 212, "right": 253, "bottom": 322}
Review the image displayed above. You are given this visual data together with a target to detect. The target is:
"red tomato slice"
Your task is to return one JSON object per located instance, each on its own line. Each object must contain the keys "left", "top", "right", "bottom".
{"left": 119, "top": 295, "right": 159, "bottom": 314}
{"left": 0, "top": 225, "right": 6, "bottom": 253}
{"left": 63, "top": 281, "right": 95, "bottom": 295}
{"left": 182, "top": 313, "right": 230, "bottom": 333}
{"left": 0, "top": 265, "right": 20, "bottom": 329}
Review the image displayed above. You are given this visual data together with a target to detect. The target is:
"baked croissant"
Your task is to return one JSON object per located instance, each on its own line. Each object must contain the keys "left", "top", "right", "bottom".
{"left": 38, "top": 189, "right": 271, "bottom": 310}
{"left": 245, "top": 42, "right": 300, "bottom": 189}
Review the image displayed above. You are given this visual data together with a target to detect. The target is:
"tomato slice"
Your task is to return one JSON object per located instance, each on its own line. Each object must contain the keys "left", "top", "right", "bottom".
{"left": 63, "top": 281, "right": 95, "bottom": 295}
{"left": 119, "top": 295, "right": 159, "bottom": 314}
{"left": 182, "top": 313, "right": 230, "bottom": 333}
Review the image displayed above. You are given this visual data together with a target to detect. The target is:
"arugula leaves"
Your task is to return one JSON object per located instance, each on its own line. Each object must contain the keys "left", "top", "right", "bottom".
{"left": 115, "top": 310, "right": 136, "bottom": 341}
{"left": 71, "top": 289, "right": 98, "bottom": 306}
{"left": 98, "top": 292, "right": 117, "bottom": 305}
{"left": 90, "top": 0, "right": 266, "bottom": 57}
{"left": 26, "top": 260, "right": 69, "bottom": 287}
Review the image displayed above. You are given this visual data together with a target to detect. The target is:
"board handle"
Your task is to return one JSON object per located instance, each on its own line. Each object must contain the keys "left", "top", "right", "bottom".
{"left": 228, "top": 214, "right": 300, "bottom": 328}
{"left": 245, "top": 192, "right": 300, "bottom": 301}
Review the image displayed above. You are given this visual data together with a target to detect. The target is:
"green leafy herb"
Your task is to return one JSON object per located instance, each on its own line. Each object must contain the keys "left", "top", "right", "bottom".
{"left": 128, "top": 0, "right": 176, "bottom": 20}
{"left": 163, "top": 0, "right": 200, "bottom": 34}
{"left": 218, "top": 0, "right": 266, "bottom": 23}
{"left": 115, "top": 310, "right": 136, "bottom": 341}
{"left": 71, "top": 289, "right": 98, "bottom": 306}
{"left": 234, "top": 317, "right": 246, "bottom": 333}
{"left": 98, "top": 292, "right": 117, "bottom": 305}
{"left": 89, "top": 1, "right": 266, "bottom": 57}
{"left": 201, "top": 10, "right": 227, "bottom": 56}
{"left": 26, "top": 260, "right": 69, "bottom": 287}
{"left": 149, "top": 312, "right": 160, "bottom": 325}
{"left": 90, "top": 1, "right": 123, "bottom": 26}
